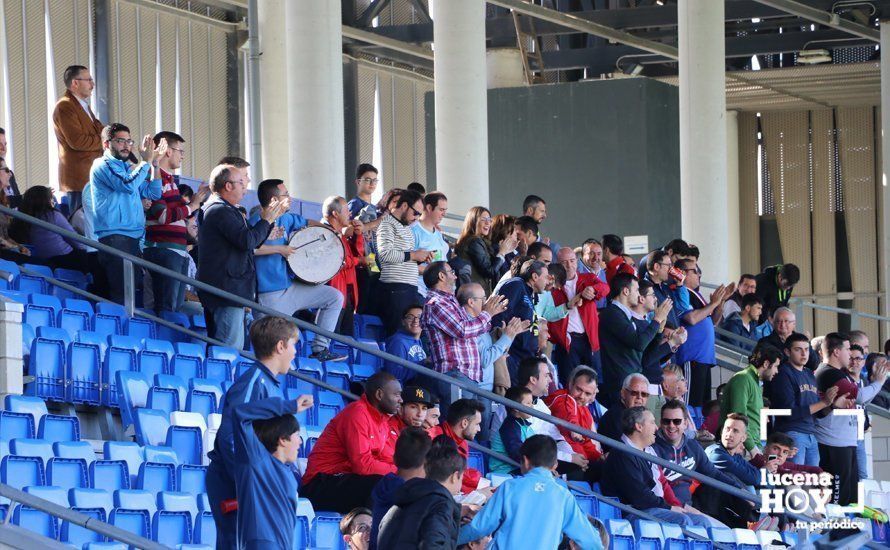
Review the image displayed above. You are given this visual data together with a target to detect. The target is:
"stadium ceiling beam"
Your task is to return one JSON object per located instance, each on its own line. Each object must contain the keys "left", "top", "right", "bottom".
{"left": 751, "top": 0, "right": 880, "bottom": 41}
{"left": 119, "top": 0, "right": 241, "bottom": 30}
{"left": 486, "top": 0, "right": 678, "bottom": 59}
{"left": 341, "top": 25, "right": 435, "bottom": 62}
{"left": 357, "top": 0, "right": 395, "bottom": 28}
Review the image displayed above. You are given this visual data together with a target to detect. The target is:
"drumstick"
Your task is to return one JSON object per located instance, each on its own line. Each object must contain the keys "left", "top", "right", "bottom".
{"left": 290, "top": 236, "right": 325, "bottom": 252}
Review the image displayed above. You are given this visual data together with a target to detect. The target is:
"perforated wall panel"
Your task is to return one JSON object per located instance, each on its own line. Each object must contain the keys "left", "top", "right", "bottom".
{"left": 810, "top": 109, "right": 838, "bottom": 333}
{"left": 737, "top": 112, "right": 760, "bottom": 274}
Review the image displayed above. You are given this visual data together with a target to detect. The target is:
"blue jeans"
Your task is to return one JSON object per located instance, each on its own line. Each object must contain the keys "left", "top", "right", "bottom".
{"left": 209, "top": 306, "right": 245, "bottom": 351}
{"left": 97, "top": 234, "right": 142, "bottom": 305}
{"left": 143, "top": 247, "right": 190, "bottom": 313}
{"left": 857, "top": 438, "right": 868, "bottom": 480}
{"left": 787, "top": 431, "right": 820, "bottom": 467}
{"left": 643, "top": 507, "right": 727, "bottom": 529}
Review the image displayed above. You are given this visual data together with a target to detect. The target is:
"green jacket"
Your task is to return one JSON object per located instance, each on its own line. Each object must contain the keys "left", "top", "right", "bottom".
{"left": 719, "top": 365, "right": 763, "bottom": 451}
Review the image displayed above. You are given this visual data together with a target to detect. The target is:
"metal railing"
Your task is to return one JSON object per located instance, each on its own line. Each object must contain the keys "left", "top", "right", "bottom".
{"left": 0, "top": 205, "right": 830, "bottom": 531}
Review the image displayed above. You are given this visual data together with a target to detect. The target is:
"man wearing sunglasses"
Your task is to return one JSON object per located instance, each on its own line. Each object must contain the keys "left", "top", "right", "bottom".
{"left": 598, "top": 373, "right": 651, "bottom": 441}
{"left": 652, "top": 400, "right": 744, "bottom": 527}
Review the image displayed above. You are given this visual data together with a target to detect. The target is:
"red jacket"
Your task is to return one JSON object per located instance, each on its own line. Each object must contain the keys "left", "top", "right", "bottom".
{"left": 606, "top": 256, "right": 636, "bottom": 284}
{"left": 549, "top": 273, "right": 609, "bottom": 352}
{"left": 326, "top": 225, "right": 364, "bottom": 309}
{"left": 303, "top": 395, "right": 396, "bottom": 484}
{"left": 428, "top": 422, "right": 482, "bottom": 494}
{"left": 380, "top": 415, "right": 407, "bottom": 465}
{"left": 543, "top": 389, "right": 603, "bottom": 462}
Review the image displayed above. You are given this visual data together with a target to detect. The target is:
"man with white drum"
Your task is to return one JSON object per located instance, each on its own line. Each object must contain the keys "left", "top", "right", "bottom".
{"left": 250, "top": 179, "right": 346, "bottom": 362}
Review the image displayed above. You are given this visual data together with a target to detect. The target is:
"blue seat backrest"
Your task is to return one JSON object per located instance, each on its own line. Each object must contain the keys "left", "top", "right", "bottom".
{"left": 109, "top": 508, "right": 151, "bottom": 539}
{"left": 148, "top": 386, "right": 181, "bottom": 415}
{"left": 96, "top": 302, "right": 127, "bottom": 320}
{"left": 167, "top": 426, "right": 203, "bottom": 466}
{"left": 186, "top": 389, "right": 218, "bottom": 418}
{"left": 116, "top": 371, "right": 151, "bottom": 429}
{"left": 0, "top": 411, "right": 35, "bottom": 441}
{"left": 155, "top": 374, "right": 188, "bottom": 410}
{"left": 208, "top": 345, "right": 239, "bottom": 363}
{"left": 175, "top": 342, "right": 206, "bottom": 361}
{"left": 10, "top": 437, "right": 54, "bottom": 464}
{"left": 157, "top": 490, "right": 198, "bottom": 522}
{"left": 67, "top": 341, "right": 102, "bottom": 405}
{"left": 135, "top": 408, "right": 171, "bottom": 447}
{"left": 144, "top": 445, "right": 179, "bottom": 465}
{"left": 104, "top": 441, "right": 143, "bottom": 482}
{"left": 152, "top": 509, "right": 193, "bottom": 546}
{"left": 54, "top": 268, "right": 89, "bottom": 287}
{"left": 89, "top": 459, "right": 130, "bottom": 492}
{"left": 37, "top": 325, "right": 72, "bottom": 347}
{"left": 114, "top": 489, "right": 157, "bottom": 515}
{"left": 68, "top": 487, "right": 113, "bottom": 516}
{"left": 313, "top": 512, "right": 345, "bottom": 549}
{"left": 0, "top": 455, "right": 46, "bottom": 490}
{"left": 47, "top": 457, "right": 88, "bottom": 489}
{"left": 76, "top": 331, "right": 108, "bottom": 359}
{"left": 38, "top": 414, "right": 80, "bottom": 442}
{"left": 61, "top": 509, "right": 105, "bottom": 546}
{"left": 6, "top": 395, "right": 48, "bottom": 424}
{"left": 21, "top": 322, "right": 35, "bottom": 353}
{"left": 54, "top": 441, "right": 96, "bottom": 464}
{"left": 177, "top": 464, "right": 207, "bottom": 495}
{"left": 138, "top": 461, "right": 177, "bottom": 492}
{"left": 125, "top": 317, "right": 156, "bottom": 339}
{"left": 0, "top": 259, "right": 20, "bottom": 289}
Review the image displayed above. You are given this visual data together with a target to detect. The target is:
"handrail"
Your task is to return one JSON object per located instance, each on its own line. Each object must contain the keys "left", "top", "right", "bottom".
{"left": 0, "top": 205, "right": 819, "bottom": 524}
{"left": 0, "top": 483, "right": 168, "bottom": 550}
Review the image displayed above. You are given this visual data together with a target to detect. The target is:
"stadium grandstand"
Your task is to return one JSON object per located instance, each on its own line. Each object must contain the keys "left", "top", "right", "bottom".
{"left": 0, "top": 0, "right": 890, "bottom": 549}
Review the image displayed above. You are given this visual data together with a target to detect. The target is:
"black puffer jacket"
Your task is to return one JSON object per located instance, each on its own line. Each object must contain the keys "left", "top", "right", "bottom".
{"left": 376, "top": 477, "right": 461, "bottom": 550}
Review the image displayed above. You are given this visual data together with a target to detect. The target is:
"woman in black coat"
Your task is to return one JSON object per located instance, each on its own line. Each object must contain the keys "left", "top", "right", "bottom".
{"left": 454, "top": 206, "right": 516, "bottom": 295}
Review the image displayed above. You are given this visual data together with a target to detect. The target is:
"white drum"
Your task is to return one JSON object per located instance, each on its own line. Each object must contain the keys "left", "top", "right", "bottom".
{"left": 286, "top": 225, "right": 346, "bottom": 284}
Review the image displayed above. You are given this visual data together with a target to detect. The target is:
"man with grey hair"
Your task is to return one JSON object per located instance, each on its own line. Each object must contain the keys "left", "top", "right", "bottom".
{"left": 848, "top": 329, "right": 870, "bottom": 355}
{"left": 757, "top": 307, "right": 819, "bottom": 371}
{"left": 602, "top": 406, "right": 724, "bottom": 529}
{"left": 322, "top": 195, "right": 365, "bottom": 336}
{"left": 598, "top": 373, "right": 651, "bottom": 441}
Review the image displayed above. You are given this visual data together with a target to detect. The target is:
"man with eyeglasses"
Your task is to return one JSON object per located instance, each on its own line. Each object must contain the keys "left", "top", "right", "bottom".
{"left": 598, "top": 373, "right": 651, "bottom": 441}
{"left": 87, "top": 123, "right": 162, "bottom": 304}
{"left": 53, "top": 65, "right": 105, "bottom": 213}
{"left": 143, "top": 131, "right": 210, "bottom": 313}
{"left": 383, "top": 305, "right": 427, "bottom": 384}
{"left": 377, "top": 189, "right": 431, "bottom": 335}
{"left": 844, "top": 343, "right": 888, "bottom": 480}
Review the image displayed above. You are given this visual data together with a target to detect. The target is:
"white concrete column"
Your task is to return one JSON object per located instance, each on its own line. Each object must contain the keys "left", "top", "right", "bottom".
{"left": 678, "top": 0, "right": 729, "bottom": 284}
{"left": 433, "top": 0, "right": 490, "bottom": 212}
{"left": 257, "top": 0, "right": 289, "bottom": 185}
{"left": 880, "top": 21, "right": 890, "bottom": 336}
{"left": 284, "top": 1, "right": 345, "bottom": 202}
{"left": 726, "top": 110, "right": 741, "bottom": 282}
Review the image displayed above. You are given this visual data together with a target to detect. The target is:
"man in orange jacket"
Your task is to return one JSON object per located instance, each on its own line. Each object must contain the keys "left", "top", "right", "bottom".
{"left": 427, "top": 398, "right": 486, "bottom": 495}
{"left": 301, "top": 372, "right": 402, "bottom": 513}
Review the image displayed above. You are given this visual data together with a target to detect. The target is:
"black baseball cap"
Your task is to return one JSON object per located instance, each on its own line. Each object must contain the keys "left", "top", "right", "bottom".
{"left": 402, "top": 386, "right": 433, "bottom": 406}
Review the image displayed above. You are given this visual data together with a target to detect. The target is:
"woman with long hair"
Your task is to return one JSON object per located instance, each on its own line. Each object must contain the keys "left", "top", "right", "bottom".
{"left": 455, "top": 206, "right": 517, "bottom": 294}
{"left": 0, "top": 158, "right": 40, "bottom": 264}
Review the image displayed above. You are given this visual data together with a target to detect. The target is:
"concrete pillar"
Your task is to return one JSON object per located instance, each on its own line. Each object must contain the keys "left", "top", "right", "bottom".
{"left": 257, "top": 0, "right": 289, "bottom": 186}
{"left": 880, "top": 22, "right": 890, "bottom": 336}
{"left": 487, "top": 48, "right": 527, "bottom": 89}
{"left": 678, "top": 0, "right": 729, "bottom": 283}
{"left": 285, "top": 1, "right": 346, "bottom": 202}
{"left": 726, "top": 110, "right": 741, "bottom": 282}
{"left": 0, "top": 299, "right": 24, "bottom": 397}
{"left": 433, "top": 0, "right": 490, "bottom": 212}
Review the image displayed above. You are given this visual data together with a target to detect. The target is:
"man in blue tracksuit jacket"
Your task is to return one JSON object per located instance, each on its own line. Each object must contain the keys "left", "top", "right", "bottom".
{"left": 492, "top": 261, "right": 549, "bottom": 385}
{"left": 206, "top": 316, "right": 311, "bottom": 549}
{"left": 458, "top": 435, "right": 601, "bottom": 549}
{"left": 232, "top": 396, "right": 306, "bottom": 549}
{"left": 87, "top": 122, "right": 162, "bottom": 303}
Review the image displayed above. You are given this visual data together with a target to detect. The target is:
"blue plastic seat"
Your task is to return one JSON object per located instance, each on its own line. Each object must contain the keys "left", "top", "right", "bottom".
{"left": 21, "top": 322, "right": 35, "bottom": 355}
{"left": 189, "top": 379, "right": 222, "bottom": 408}
{"left": 26, "top": 335, "right": 66, "bottom": 400}
{"left": 733, "top": 528, "right": 760, "bottom": 550}
{"left": 323, "top": 361, "right": 352, "bottom": 391}
{"left": 89, "top": 459, "right": 130, "bottom": 492}
{"left": 67, "top": 341, "right": 102, "bottom": 405}
{"left": 38, "top": 414, "right": 80, "bottom": 442}
{"left": 47, "top": 457, "right": 89, "bottom": 489}
{"left": 298, "top": 357, "right": 324, "bottom": 379}
{"left": 312, "top": 511, "right": 344, "bottom": 548}
{"left": 0, "top": 455, "right": 45, "bottom": 490}
{"left": 661, "top": 523, "right": 690, "bottom": 550}
{"left": 158, "top": 311, "right": 191, "bottom": 342}
{"left": 167, "top": 426, "right": 203, "bottom": 466}
{"left": 158, "top": 491, "right": 198, "bottom": 523}
{"left": 354, "top": 314, "right": 385, "bottom": 342}
{"left": 36, "top": 325, "right": 73, "bottom": 347}
{"left": 708, "top": 527, "right": 736, "bottom": 547}
{"left": 24, "top": 292, "right": 62, "bottom": 328}
{"left": 94, "top": 302, "right": 127, "bottom": 337}
{"left": 77, "top": 330, "right": 108, "bottom": 358}
{"left": 685, "top": 526, "right": 714, "bottom": 550}
{"left": 0, "top": 258, "right": 21, "bottom": 290}
{"left": 634, "top": 519, "right": 666, "bottom": 550}
{"left": 155, "top": 374, "right": 188, "bottom": 409}
{"left": 59, "top": 298, "right": 94, "bottom": 334}
{"left": 19, "top": 264, "right": 53, "bottom": 294}
{"left": 177, "top": 464, "right": 207, "bottom": 495}
{"left": 10, "top": 437, "right": 54, "bottom": 465}
{"left": 61, "top": 507, "right": 106, "bottom": 547}
{"left": 194, "top": 508, "right": 217, "bottom": 546}
{"left": 0, "top": 411, "right": 35, "bottom": 441}
{"left": 125, "top": 317, "right": 156, "bottom": 339}
{"left": 109, "top": 508, "right": 151, "bottom": 540}
{"left": 114, "top": 489, "right": 157, "bottom": 516}
{"left": 148, "top": 386, "right": 181, "bottom": 416}
{"left": 116, "top": 371, "right": 151, "bottom": 429}
{"left": 316, "top": 390, "right": 344, "bottom": 426}
{"left": 13, "top": 485, "right": 67, "bottom": 539}
{"left": 104, "top": 441, "right": 143, "bottom": 489}
{"left": 353, "top": 338, "right": 383, "bottom": 369}
{"left": 104, "top": 335, "right": 143, "bottom": 407}
{"left": 135, "top": 408, "right": 171, "bottom": 447}
{"left": 138, "top": 461, "right": 177, "bottom": 492}
{"left": 596, "top": 496, "right": 622, "bottom": 521}
{"left": 139, "top": 338, "right": 175, "bottom": 380}
{"left": 203, "top": 357, "right": 233, "bottom": 383}
{"left": 54, "top": 441, "right": 96, "bottom": 464}
{"left": 68, "top": 487, "right": 113, "bottom": 516}
{"left": 5, "top": 394, "right": 47, "bottom": 423}
{"left": 152, "top": 509, "right": 193, "bottom": 546}
{"left": 208, "top": 345, "right": 239, "bottom": 364}
{"left": 186, "top": 389, "right": 218, "bottom": 418}
{"left": 607, "top": 518, "right": 636, "bottom": 550}
{"left": 54, "top": 268, "right": 90, "bottom": 289}
{"left": 467, "top": 450, "right": 486, "bottom": 476}
{"left": 175, "top": 342, "right": 207, "bottom": 362}
{"left": 144, "top": 445, "right": 179, "bottom": 465}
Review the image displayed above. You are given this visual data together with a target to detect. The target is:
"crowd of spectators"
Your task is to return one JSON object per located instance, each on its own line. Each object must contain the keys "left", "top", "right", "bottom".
{"left": 2, "top": 63, "right": 890, "bottom": 548}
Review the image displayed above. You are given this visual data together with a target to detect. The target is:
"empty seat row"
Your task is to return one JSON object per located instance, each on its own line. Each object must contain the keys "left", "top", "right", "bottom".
{"left": 4, "top": 485, "right": 214, "bottom": 548}
{"left": 0, "top": 261, "right": 90, "bottom": 297}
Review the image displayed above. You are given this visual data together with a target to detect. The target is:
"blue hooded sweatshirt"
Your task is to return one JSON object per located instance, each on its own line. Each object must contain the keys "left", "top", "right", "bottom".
{"left": 383, "top": 330, "right": 426, "bottom": 384}
{"left": 651, "top": 431, "right": 743, "bottom": 505}
{"left": 88, "top": 152, "right": 161, "bottom": 239}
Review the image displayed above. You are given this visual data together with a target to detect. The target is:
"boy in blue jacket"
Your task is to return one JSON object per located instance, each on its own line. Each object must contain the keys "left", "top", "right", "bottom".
{"left": 232, "top": 396, "right": 306, "bottom": 549}
{"left": 490, "top": 386, "right": 534, "bottom": 474}
{"left": 383, "top": 304, "right": 427, "bottom": 384}
{"left": 458, "top": 435, "right": 601, "bottom": 549}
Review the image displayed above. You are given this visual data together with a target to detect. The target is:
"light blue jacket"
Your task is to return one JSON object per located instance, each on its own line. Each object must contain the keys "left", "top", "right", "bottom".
{"left": 458, "top": 467, "right": 603, "bottom": 549}
{"left": 88, "top": 152, "right": 161, "bottom": 239}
